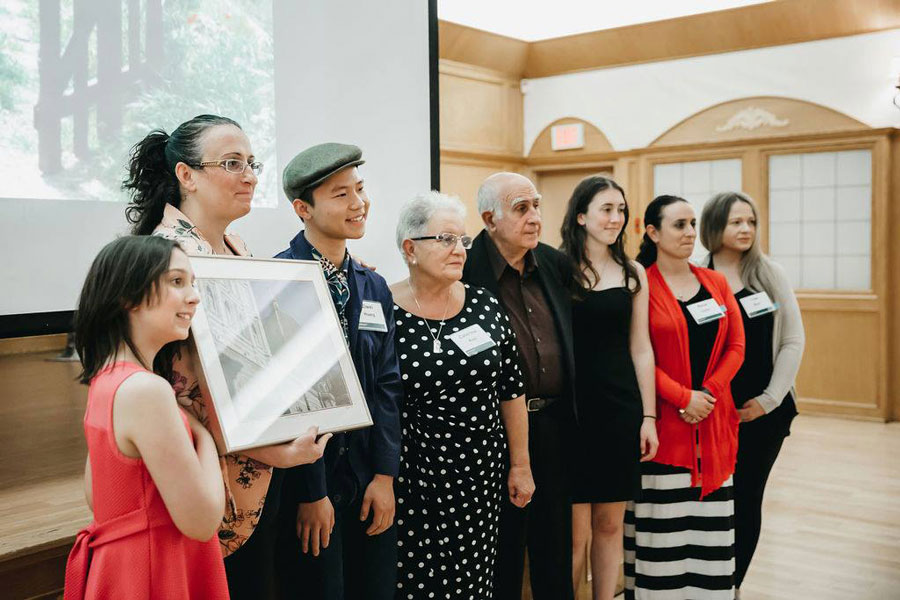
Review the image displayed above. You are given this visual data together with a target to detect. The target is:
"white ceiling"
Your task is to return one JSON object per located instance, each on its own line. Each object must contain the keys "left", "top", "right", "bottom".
{"left": 438, "top": 0, "right": 773, "bottom": 41}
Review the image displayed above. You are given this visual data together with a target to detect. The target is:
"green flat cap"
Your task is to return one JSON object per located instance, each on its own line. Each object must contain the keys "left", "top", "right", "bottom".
{"left": 283, "top": 142, "right": 365, "bottom": 201}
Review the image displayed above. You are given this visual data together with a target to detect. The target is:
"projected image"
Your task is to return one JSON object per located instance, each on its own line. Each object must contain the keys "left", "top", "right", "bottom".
{"left": 198, "top": 278, "right": 353, "bottom": 416}
{"left": 0, "top": 0, "right": 277, "bottom": 206}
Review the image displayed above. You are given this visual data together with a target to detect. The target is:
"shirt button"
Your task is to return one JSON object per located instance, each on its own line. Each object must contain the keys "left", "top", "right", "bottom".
{"left": 536, "top": 337, "right": 541, "bottom": 343}
{"left": 541, "top": 367, "right": 546, "bottom": 373}
{"left": 339, "top": 447, "right": 346, "bottom": 455}
{"left": 527, "top": 307, "right": 533, "bottom": 313}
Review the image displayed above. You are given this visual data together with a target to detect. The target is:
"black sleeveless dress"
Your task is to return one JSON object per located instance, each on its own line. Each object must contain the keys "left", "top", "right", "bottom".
{"left": 572, "top": 287, "right": 643, "bottom": 503}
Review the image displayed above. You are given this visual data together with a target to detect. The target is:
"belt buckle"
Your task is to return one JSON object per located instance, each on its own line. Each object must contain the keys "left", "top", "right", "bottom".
{"left": 526, "top": 397, "right": 543, "bottom": 412}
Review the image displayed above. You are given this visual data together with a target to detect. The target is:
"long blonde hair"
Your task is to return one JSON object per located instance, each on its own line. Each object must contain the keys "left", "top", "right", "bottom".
{"left": 700, "top": 192, "right": 780, "bottom": 298}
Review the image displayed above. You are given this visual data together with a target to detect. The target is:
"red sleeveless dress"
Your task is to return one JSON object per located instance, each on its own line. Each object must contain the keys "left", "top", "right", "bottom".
{"left": 64, "top": 362, "right": 230, "bottom": 599}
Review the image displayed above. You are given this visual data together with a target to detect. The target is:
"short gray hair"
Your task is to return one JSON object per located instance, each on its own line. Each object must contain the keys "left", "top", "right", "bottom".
{"left": 395, "top": 191, "right": 466, "bottom": 254}
{"left": 476, "top": 172, "right": 536, "bottom": 218}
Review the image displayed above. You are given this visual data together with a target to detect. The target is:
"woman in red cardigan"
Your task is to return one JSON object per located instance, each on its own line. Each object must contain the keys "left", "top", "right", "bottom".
{"left": 624, "top": 195, "right": 744, "bottom": 600}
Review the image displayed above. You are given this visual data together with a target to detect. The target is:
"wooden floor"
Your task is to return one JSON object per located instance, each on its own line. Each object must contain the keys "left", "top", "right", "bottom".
{"left": 737, "top": 414, "right": 900, "bottom": 600}
{"left": 0, "top": 350, "right": 898, "bottom": 599}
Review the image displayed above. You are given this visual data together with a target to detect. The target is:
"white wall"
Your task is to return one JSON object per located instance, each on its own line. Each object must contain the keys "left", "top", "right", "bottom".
{"left": 0, "top": 0, "right": 430, "bottom": 315}
{"left": 266, "top": 0, "right": 431, "bottom": 287}
{"left": 523, "top": 29, "right": 900, "bottom": 153}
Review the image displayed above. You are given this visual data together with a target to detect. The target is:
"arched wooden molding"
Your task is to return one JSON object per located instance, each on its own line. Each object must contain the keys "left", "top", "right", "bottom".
{"left": 649, "top": 96, "right": 869, "bottom": 147}
{"left": 528, "top": 117, "right": 614, "bottom": 159}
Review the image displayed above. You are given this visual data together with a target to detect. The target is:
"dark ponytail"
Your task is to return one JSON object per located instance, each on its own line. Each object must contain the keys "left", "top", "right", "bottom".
{"left": 636, "top": 195, "right": 689, "bottom": 267}
{"left": 124, "top": 114, "right": 242, "bottom": 235}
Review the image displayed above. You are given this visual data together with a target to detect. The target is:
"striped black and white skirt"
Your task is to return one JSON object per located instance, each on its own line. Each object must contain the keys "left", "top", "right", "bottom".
{"left": 624, "top": 462, "right": 735, "bottom": 599}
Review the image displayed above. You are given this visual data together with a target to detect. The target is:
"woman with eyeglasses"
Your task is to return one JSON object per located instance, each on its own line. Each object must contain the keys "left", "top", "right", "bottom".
{"left": 123, "top": 114, "right": 330, "bottom": 599}
{"left": 390, "top": 192, "right": 534, "bottom": 600}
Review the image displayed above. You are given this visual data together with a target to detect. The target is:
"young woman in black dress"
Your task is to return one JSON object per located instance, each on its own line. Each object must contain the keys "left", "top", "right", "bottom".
{"left": 560, "top": 176, "right": 658, "bottom": 600}
{"left": 700, "top": 192, "right": 803, "bottom": 596}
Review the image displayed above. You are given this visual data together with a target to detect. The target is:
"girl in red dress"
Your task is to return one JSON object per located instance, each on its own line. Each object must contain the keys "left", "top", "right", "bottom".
{"left": 64, "top": 235, "right": 230, "bottom": 599}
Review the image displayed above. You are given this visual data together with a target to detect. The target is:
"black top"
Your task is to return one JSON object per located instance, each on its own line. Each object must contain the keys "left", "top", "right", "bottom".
{"left": 678, "top": 286, "right": 719, "bottom": 390}
{"left": 573, "top": 287, "right": 642, "bottom": 425}
{"left": 731, "top": 287, "right": 798, "bottom": 434}
{"left": 571, "top": 287, "right": 643, "bottom": 503}
{"left": 731, "top": 288, "right": 774, "bottom": 406}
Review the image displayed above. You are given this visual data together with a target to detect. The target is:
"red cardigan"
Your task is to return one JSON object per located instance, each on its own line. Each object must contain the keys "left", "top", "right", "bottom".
{"left": 647, "top": 263, "right": 745, "bottom": 498}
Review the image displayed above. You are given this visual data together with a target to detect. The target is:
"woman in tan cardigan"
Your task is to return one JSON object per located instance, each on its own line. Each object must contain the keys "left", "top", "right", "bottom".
{"left": 700, "top": 191, "right": 805, "bottom": 596}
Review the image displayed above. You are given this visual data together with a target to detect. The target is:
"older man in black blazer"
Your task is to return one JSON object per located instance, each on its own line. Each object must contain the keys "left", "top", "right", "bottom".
{"left": 462, "top": 172, "right": 576, "bottom": 600}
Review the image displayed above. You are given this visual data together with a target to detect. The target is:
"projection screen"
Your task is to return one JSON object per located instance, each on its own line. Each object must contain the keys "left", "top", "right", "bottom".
{"left": 0, "top": 0, "right": 435, "bottom": 333}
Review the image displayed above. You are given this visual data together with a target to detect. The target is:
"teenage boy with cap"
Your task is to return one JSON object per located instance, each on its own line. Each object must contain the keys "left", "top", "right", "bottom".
{"left": 274, "top": 143, "right": 402, "bottom": 600}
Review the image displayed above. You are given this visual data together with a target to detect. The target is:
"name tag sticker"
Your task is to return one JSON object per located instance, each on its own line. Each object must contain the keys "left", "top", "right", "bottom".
{"left": 686, "top": 298, "right": 726, "bottom": 325}
{"left": 358, "top": 300, "right": 388, "bottom": 332}
{"left": 447, "top": 324, "right": 496, "bottom": 357}
{"left": 740, "top": 291, "right": 777, "bottom": 318}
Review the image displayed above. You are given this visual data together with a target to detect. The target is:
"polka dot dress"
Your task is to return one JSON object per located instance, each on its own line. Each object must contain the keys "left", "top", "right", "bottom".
{"left": 394, "top": 285, "right": 524, "bottom": 600}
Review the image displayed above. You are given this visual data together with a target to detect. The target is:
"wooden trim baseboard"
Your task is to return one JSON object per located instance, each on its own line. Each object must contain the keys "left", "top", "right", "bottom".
{"left": 440, "top": 147, "right": 526, "bottom": 165}
{"left": 0, "top": 334, "right": 68, "bottom": 356}
{"left": 796, "top": 397, "right": 885, "bottom": 422}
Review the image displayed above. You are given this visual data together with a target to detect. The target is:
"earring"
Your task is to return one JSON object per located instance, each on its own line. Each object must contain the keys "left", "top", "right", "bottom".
{"left": 411, "top": 258, "right": 417, "bottom": 266}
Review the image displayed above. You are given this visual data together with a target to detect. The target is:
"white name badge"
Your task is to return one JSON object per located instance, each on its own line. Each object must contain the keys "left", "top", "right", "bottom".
{"left": 447, "top": 324, "right": 496, "bottom": 357}
{"left": 358, "top": 300, "right": 388, "bottom": 332}
{"left": 740, "top": 291, "right": 777, "bottom": 318}
{"left": 686, "top": 298, "right": 726, "bottom": 325}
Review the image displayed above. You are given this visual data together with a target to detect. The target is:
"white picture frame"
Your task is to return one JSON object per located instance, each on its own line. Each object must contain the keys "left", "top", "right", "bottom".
{"left": 188, "top": 255, "right": 371, "bottom": 453}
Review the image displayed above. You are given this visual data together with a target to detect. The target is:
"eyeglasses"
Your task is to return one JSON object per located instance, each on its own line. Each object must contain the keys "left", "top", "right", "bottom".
{"left": 193, "top": 159, "right": 263, "bottom": 176}
{"left": 411, "top": 232, "right": 473, "bottom": 249}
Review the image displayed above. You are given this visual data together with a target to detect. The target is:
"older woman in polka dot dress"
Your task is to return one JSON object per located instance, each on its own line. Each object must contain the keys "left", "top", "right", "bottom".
{"left": 390, "top": 192, "right": 534, "bottom": 600}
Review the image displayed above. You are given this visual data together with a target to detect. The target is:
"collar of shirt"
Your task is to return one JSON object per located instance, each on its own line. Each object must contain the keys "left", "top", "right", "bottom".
{"left": 154, "top": 203, "right": 250, "bottom": 256}
{"left": 484, "top": 232, "right": 538, "bottom": 281}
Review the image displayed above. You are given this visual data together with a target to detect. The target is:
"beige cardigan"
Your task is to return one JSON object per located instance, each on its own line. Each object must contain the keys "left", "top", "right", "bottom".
{"left": 700, "top": 255, "right": 805, "bottom": 413}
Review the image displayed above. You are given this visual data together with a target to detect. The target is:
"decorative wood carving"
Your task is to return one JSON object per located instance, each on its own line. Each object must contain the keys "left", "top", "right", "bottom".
{"left": 715, "top": 107, "right": 789, "bottom": 132}
{"left": 650, "top": 96, "right": 868, "bottom": 147}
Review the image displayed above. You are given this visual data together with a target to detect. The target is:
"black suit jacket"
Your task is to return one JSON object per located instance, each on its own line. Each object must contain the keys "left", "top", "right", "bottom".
{"left": 462, "top": 230, "right": 577, "bottom": 421}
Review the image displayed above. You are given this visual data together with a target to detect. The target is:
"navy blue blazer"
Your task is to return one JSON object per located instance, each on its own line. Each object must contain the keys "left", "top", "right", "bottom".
{"left": 275, "top": 231, "right": 403, "bottom": 502}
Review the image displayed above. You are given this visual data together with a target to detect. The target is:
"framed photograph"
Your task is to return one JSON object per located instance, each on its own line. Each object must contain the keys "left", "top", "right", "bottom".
{"left": 188, "top": 255, "right": 372, "bottom": 453}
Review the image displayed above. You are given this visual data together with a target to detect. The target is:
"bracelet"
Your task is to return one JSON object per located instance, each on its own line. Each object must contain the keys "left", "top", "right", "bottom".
{"left": 643, "top": 414, "right": 657, "bottom": 420}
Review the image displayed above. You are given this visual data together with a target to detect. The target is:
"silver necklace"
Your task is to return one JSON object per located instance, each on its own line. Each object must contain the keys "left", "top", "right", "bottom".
{"left": 407, "top": 280, "right": 451, "bottom": 354}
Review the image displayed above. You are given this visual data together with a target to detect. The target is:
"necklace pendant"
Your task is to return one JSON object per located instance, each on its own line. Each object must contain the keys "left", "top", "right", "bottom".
{"left": 433, "top": 339, "right": 442, "bottom": 353}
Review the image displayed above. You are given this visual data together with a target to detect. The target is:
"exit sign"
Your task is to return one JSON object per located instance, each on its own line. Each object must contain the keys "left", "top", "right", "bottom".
{"left": 550, "top": 123, "right": 585, "bottom": 150}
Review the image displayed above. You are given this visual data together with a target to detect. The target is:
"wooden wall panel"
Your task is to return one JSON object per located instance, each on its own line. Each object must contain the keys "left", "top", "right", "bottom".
{"left": 439, "top": 60, "right": 523, "bottom": 158}
{"left": 795, "top": 310, "right": 882, "bottom": 419}
{"left": 438, "top": 21, "right": 528, "bottom": 79}
{"left": 890, "top": 137, "right": 900, "bottom": 422}
{"left": 0, "top": 334, "right": 66, "bottom": 356}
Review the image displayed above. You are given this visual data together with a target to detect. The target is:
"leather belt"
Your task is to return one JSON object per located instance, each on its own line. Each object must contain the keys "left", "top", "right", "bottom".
{"left": 526, "top": 396, "right": 558, "bottom": 412}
